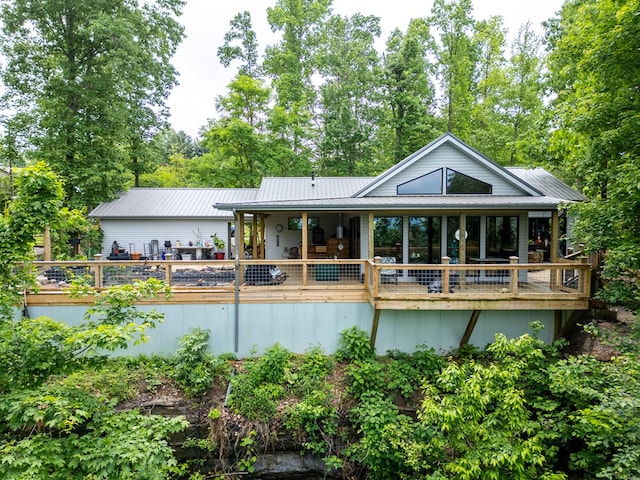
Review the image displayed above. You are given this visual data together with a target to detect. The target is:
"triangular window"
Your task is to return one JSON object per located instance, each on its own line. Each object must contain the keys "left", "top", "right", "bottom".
{"left": 446, "top": 168, "right": 492, "bottom": 194}
{"left": 397, "top": 168, "right": 443, "bottom": 195}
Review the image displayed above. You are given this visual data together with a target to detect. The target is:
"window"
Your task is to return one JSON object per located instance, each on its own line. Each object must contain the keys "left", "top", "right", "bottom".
{"left": 409, "top": 217, "right": 441, "bottom": 264}
{"left": 397, "top": 168, "right": 492, "bottom": 195}
{"left": 288, "top": 217, "right": 320, "bottom": 230}
{"left": 486, "top": 216, "right": 519, "bottom": 258}
{"left": 397, "top": 169, "right": 442, "bottom": 195}
{"left": 446, "top": 169, "right": 492, "bottom": 194}
{"left": 447, "top": 216, "right": 480, "bottom": 261}
{"left": 374, "top": 216, "right": 402, "bottom": 261}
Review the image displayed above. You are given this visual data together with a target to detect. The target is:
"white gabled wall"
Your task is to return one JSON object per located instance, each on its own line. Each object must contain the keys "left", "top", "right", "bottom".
{"left": 367, "top": 144, "right": 526, "bottom": 197}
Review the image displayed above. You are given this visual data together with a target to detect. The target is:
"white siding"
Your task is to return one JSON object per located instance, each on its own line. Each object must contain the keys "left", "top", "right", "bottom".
{"left": 99, "top": 219, "right": 232, "bottom": 257}
{"left": 367, "top": 144, "right": 526, "bottom": 197}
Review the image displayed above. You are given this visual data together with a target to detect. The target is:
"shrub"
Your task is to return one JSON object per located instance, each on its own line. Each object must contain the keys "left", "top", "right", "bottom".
{"left": 171, "top": 328, "right": 227, "bottom": 397}
{"left": 336, "top": 326, "right": 375, "bottom": 362}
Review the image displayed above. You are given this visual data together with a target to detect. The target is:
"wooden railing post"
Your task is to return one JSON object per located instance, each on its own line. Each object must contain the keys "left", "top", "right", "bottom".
{"left": 509, "top": 256, "right": 519, "bottom": 293}
{"left": 373, "top": 256, "right": 381, "bottom": 297}
{"left": 164, "top": 259, "right": 172, "bottom": 286}
{"left": 93, "top": 254, "right": 103, "bottom": 288}
{"left": 441, "top": 256, "right": 450, "bottom": 293}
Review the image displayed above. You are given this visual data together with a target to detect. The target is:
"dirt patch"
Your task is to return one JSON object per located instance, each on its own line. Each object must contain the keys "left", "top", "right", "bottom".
{"left": 564, "top": 306, "right": 636, "bottom": 360}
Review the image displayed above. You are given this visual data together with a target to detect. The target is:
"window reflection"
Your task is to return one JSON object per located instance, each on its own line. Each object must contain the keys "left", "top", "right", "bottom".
{"left": 409, "top": 217, "right": 441, "bottom": 264}
{"left": 374, "top": 216, "right": 402, "bottom": 261}
{"left": 446, "top": 169, "right": 492, "bottom": 194}
{"left": 487, "top": 216, "right": 519, "bottom": 258}
{"left": 447, "top": 217, "right": 480, "bottom": 262}
{"left": 397, "top": 169, "right": 442, "bottom": 195}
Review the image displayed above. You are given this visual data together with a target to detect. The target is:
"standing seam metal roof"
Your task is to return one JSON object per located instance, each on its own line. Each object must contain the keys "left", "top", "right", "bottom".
{"left": 88, "top": 188, "right": 258, "bottom": 218}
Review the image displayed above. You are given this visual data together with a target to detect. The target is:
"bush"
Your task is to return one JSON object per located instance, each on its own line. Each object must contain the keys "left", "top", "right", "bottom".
{"left": 171, "top": 328, "right": 228, "bottom": 397}
{"left": 336, "top": 326, "right": 375, "bottom": 362}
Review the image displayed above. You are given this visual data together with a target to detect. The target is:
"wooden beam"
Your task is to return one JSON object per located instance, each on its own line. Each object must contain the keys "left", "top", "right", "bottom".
{"left": 460, "top": 310, "right": 482, "bottom": 347}
{"left": 44, "top": 225, "right": 51, "bottom": 261}
{"left": 370, "top": 308, "right": 381, "bottom": 348}
{"left": 368, "top": 212, "right": 374, "bottom": 259}
{"left": 551, "top": 210, "right": 559, "bottom": 262}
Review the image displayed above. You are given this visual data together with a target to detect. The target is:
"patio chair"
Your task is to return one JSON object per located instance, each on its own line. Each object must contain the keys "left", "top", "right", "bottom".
{"left": 380, "top": 256, "right": 398, "bottom": 284}
{"left": 288, "top": 246, "right": 300, "bottom": 259}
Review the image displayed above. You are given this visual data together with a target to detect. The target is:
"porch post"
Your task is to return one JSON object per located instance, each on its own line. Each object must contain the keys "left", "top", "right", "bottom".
{"left": 551, "top": 210, "right": 559, "bottom": 262}
{"left": 237, "top": 213, "right": 245, "bottom": 260}
{"left": 509, "top": 256, "right": 519, "bottom": 293}
{"left": 93, "top": 253, "right": 103, "bottom": 288}
{"left": 368, "top": 213, "right": 375, "bottom": 259}
{"left": 550, "top": 209, "right": 560, "bottom": 289}
{"left": 459, "top": 214, "right": 467, "bottom": 264}
{"left": 301, "top": 212, "right": 308, "bottom": 259}
{"left": 44, "top": 225, "right": 51, "bottom": 261}
{"left": 442, "top": 256, "right": 450, "bottom": 293}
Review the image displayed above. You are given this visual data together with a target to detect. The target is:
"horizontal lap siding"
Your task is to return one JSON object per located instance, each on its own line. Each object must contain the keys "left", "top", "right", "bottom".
{"left": 367, "top": 144, "right": 525, "bottom": 197}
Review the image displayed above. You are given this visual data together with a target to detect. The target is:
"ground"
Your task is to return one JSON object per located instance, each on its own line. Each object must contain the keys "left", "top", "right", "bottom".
{"left": 564, "top": 305, "right": 636, "bottom": 360}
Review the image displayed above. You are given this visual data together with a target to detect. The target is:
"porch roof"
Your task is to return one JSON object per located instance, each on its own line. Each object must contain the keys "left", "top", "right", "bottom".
{"left": 215, "top": 193, "right": 567, "bottom": 213}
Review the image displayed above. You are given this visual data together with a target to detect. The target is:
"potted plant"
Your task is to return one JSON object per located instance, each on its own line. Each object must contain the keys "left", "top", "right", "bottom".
{"left": 211, "top": 234, "right": 225, "bottom": 259}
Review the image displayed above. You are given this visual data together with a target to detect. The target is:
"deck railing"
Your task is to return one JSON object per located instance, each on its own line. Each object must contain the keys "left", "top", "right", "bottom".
{"left": 30, "top": 255, "right": 590, "bottom": 305}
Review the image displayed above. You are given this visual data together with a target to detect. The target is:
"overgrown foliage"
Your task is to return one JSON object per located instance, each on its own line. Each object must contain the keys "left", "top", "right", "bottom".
{"left": 171, "top": 327, "right": 232, "bottom": 397}
{"left": 0, "top": 269, "right": 186, "bottom": 478}
{"left": 546, "top": 0, "right": 640, "bottom": 311}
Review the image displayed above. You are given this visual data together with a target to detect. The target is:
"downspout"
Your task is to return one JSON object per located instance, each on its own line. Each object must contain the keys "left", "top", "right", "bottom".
{"left": 233, "top": 208, "right": 240, "bottom": 354}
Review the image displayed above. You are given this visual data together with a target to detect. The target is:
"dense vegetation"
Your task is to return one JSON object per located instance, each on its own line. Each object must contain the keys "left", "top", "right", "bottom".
{"left": 2, "top": 316, "right": 639, "bottom": 479}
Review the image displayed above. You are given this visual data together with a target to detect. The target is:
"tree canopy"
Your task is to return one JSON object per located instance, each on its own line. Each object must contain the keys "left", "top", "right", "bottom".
{"left": 0, "top": 0, "right": 184, "bottom": 209}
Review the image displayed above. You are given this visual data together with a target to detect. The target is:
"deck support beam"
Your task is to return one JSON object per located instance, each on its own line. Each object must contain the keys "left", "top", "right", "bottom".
{"left": 460, "top": 310, "right": 482, "bottom": 347}
{"left": 370, "top": 308, "right": 381, "bottom": 348}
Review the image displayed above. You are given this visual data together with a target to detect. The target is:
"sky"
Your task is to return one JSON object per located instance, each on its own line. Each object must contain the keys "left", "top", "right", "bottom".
{"left": 165, "top": 0, "right": 565, "bottom": 139}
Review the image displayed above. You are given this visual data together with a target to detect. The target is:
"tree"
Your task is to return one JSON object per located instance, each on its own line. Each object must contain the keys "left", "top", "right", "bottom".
{"left": 501, "top": 22, "right": 545, "bottom": 166}
{"left": 0, "top": 162, "right": 64, "bottom": 320}
{"left": 468, "top": 15, "right": 510, "bottom": 160}
{"left": 201, "top": 75, "right": 272, "bottom": 187}
{"left": 0, "top": 0, "right": 184, "bottom": 209}
{"left": 430, "top": 0, "right": 478, "bottom": 139}
{"left": 218, "top": 11, "right": 262, "bottom": 78}
{"left": 316, "top": 13, "right": 384, "bottom": 176}
{"left": 381, "top": 19, "right": 441, "bottom": 164}
{"left": 264, "top": 0, "right": 332, "bottom": 175}
{"left": 546, "top": 0, "right": 640, "bottom": 309}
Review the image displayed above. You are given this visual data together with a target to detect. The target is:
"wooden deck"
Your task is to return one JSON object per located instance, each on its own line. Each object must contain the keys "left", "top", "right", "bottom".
{"left": 26, "top": 258, "right": 591, "bottom": 312}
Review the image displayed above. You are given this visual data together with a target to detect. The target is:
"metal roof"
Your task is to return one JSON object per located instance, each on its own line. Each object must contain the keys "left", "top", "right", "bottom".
{"left": 255, "top": 177, "right": 373, "bottom": 201}
{"left": 216, "top": 194, "right": 566, "bottom": 212}
{"left": 507, "top": 167, "right": 586, "bottom": 202}
{"left": 88, "top": 188, "right": 258, "bottom": 219}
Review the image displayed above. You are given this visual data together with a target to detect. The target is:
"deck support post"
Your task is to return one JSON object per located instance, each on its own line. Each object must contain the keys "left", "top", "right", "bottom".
{"left": 554, "top": 310, "right": 562, "bottom": 339}
{"left": 370, "top": 308, "right": 381, "bottom": 348}
{"left": 460, "top": 310, "right": 482, "bottom": 347}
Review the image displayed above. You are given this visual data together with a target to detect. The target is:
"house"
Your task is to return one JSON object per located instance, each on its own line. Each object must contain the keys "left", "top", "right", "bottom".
{"left": 216, "top": 133, "right": 585, "bottom": 265}
{"left": 34, "top": 133, "right": 589, "bottom": 357}
{"left": 89, "top": 188, "right": 257, "bottom": 259}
